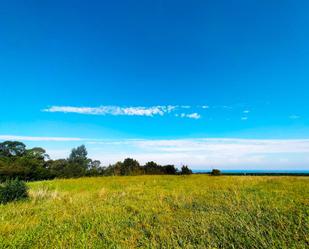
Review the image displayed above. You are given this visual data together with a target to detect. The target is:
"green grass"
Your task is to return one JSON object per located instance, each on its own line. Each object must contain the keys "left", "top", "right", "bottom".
{"left": 0, "top": 175, "right": 308, "bottom": 248}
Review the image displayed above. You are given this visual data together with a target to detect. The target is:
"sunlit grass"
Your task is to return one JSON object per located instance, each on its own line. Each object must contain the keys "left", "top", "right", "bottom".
{"left": 0, "top": 175, "right": 308, "bottom": 248}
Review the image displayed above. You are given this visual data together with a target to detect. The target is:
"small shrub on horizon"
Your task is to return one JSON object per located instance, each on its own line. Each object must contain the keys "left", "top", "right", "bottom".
{"left": 0, "top": 179, "right": 28, "bottom": 204}
{"left": 211, "top": 169, "right": 221, "bottom": 176}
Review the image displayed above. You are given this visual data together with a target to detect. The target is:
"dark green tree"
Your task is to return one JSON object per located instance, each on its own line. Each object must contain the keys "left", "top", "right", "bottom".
{"left": 0, "top": 141, "right": 26, "bottom": 157}
{"left": 0, "top": 141, "right": 193, "bottom": 180}
{"left": 25, "top": 147, "right": 49, "bottom": 160}
{"left": 68, "top": 145, "right": 90, "bottom": 176}
{"left": 144, "top": 161, "right": 162, "bottom": 174}
{"left": 162, "top": 165, "right": 178, "bottom": 175}
{"left": 113, "top": 162, "right": 122, "bottom": 176}
{"left": 211, "top": 169, "right": 221, "bottom": 176}
{"left": 86, "top": 160, "right": 103, "bottom": 176}
{"left": 46, "top": 159, "right": 70, "bottom": 178}
{"left": 69, "top": 145, "right": 88, "bottom": 163}
{"left": 121, "top": 158, "right": 141, "bottom": 175}
{"left": 181, "top": 165, "right": 192, "bottom": 175}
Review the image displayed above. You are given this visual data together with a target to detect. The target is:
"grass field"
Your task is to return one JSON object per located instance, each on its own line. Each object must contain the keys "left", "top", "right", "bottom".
{"left": 0, "top": 175, "right": 308, "bottom": 248}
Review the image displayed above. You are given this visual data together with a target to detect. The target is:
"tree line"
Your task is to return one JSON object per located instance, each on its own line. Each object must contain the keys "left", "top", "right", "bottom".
{"left": 0, "top": 141, "right": 192, "bottom": 181}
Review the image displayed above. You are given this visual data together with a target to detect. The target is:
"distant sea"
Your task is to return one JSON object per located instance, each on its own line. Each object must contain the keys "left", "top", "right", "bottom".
{"left": 193, "top": 169, "right": 309, "bottom": 174}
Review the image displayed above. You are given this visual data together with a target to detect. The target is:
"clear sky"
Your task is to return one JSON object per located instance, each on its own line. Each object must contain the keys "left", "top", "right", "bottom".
{"left": 1, "top": 0, "right": 309, "bottom": 170}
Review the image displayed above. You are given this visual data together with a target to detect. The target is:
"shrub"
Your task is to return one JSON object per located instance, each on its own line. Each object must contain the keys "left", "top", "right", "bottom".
{"left": 211, "top": 169, "right": 221, "bottom": 176}
{"left": 0, "top": 179, "right": 28, "bottom": 204}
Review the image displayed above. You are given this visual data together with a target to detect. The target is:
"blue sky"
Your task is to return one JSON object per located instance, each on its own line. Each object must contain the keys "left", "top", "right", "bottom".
{"left": 1, "top": 0, "right": 309, "bottom": 170}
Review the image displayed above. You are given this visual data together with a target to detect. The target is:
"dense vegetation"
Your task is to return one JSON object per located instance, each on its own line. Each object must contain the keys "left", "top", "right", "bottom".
{"left": 0, "top": 141, "right": 191, "bottom": 182}
{"left": 0, "top": 179, "right": 28, "bottom": 204}
{"left": 0, "top": 175, "right": 307, "bottom": 248}
{"left": 211, "top": 169, "right": 221, "bottom": 176}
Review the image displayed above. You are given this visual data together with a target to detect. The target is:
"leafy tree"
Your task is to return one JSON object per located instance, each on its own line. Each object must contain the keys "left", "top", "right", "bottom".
{"left": 67, "top": 145, "right": 90, "bottom": 177}
{"left": 26, "top": 147, "right": 49, "bottom": 160}
{"left": 121, "top": 158, "right": 141, "bottom": 175}
{"left": 0, "top": 157, "right": 25, "bottom": 181}
{"left": 162, "top": 165, "right": 178, "bottom": 175}
{"left": 0, "top": 141, "right": 26, "bottom": 157}
{"left": 104, "top": 162, "right": 122, "bottom": 176}
{"left": 0, "top": 141, "right": 193, "bottom": 180}
{"left": 46, "top": 159, "right": 70, "bottom": 178}
{"left": 144, "top": 161, "right": 163, "bottom": 175}
{"left": 181, "top": 165, "right": 192, "bottom": 175}
{"left": 0, "top": 156, "right": 50, "bottom": 181}
{"left": 86, "top": 160, "right": 103, "bottom": 176}
{"left": 69, "top": 145, "right": 88, "bottom": 163}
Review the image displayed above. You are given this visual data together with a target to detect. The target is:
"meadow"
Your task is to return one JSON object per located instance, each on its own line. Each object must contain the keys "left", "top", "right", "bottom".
{"left": 0, "top": 175, "right": 308, "bottom": 249}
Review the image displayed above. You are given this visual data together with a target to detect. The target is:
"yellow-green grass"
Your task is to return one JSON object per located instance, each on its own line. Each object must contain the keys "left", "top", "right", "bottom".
{"left": 0, "top": 175, "right": 308, "bottom": 248}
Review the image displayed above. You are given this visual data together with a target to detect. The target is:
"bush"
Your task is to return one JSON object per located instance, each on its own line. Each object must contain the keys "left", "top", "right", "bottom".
{"left": 0, "top": 179, "right": 28, "bottom": 204}
{"left": 211, "top": 169, "right": 221, "bottom": 176}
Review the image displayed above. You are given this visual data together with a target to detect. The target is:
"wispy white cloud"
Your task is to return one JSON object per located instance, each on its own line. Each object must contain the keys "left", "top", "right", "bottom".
{"left": 0, "top": 135, "right": 83, "bottom": 142}
{"left": 175, "top": 113, "right": 201, "bottom": 119}
{"left": 127, "top": 138, "right": 309, "bottom": 154}
{"left": 42, "top": 104, "right": 303, "bottom": 123}
{"left": 43, "top": 105, "right": 203, "bottom": 119}
{"left": 43, "top": 105, "right": 177, "bottom": 117}
{"left": 86, "top": 138, "right": 309, "bottom": 169}
{"left": 2, "top": 135, "right": 309, "bottom": 169}
{"left": 186, "top": 113, "right": 201, "bottom": 119}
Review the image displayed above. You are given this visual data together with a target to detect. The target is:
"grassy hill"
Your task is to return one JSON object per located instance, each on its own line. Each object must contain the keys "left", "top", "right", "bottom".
{"left": 0, "top": 175, "right": 308, "bottom": 248}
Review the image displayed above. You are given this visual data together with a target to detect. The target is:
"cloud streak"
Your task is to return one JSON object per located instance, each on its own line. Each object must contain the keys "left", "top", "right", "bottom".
{"left": 176, "top": 113, "right": 201, "bottom": 119}
{"left": 1, "top": 135, "right": 309, "bottom": 169}
{"left": 43, "top": 105, "right": 204, "bottom": 119}
{"left": 43, "top": 105, "right": 177, "bottom": 117}
{"left": 85, "top": 138, "right": 309, "bottom": 169}
{"left": 0, "top": 135, "right": 83, "bottom": 142}
{"left": 43, "top": 104, "right": 304, "bottom": 122}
